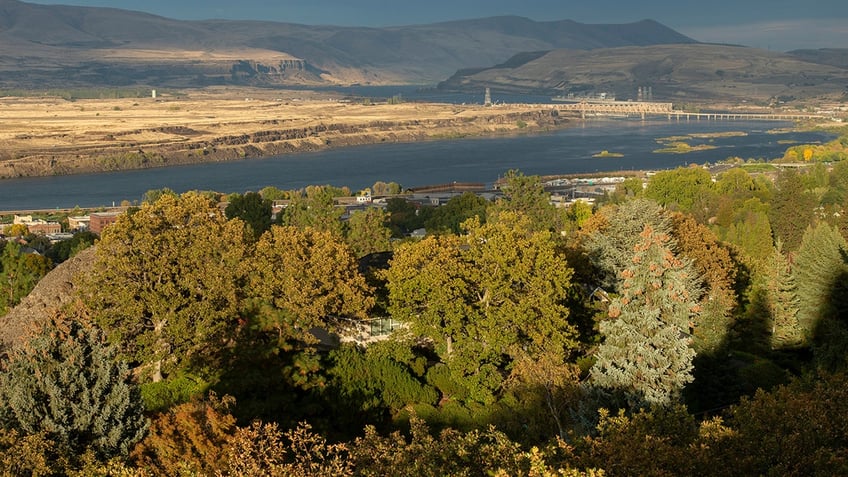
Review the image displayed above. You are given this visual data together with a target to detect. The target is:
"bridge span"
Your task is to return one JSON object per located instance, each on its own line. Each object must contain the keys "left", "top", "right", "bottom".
{"left": 555, "top": 100, "right": 822, "bottom": 121}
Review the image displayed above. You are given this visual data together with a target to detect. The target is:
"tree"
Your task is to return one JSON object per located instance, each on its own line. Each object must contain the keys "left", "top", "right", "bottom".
{"left": 424, "top": 191, "right": 488, "bottom": 235}
{"left": 722, "top": 199, "right": 774, "bottom": 271}
{"left": 385, "top": 197, "right": 423, "bottom": 237}
{"left": 249, "top": 225, "right": 374, "bottom": 349}
{"left": 279, "top": 186, "right": 345, "bottom": 236}
{"left": 490, "top": 169, "right": 564, "bottom": 232}
{"left": 670, "top": 213, "right": 737, "bottom": 352}
{"left": 0, "top": 312, "right": 148, "bottom": 460}
{"left": 590, "top": 225, "right": 699, "bottom": 409}
{"left": 77, "top": 192, "right": 250, "bottom": 382}
{"left": 645, "top": 166, "right": 714, "bottom": 214}
{"left": 583, "top": 198, "right": 672, "bottom": 291}
{"left": 45, "top": 230, "right": 97, "bottom": 264}
{"left": 130, "top": 393, "right": 236, "bottom": 475}
{"left": 4, "top": 223, "right": 28, "bottom": 237}
{"left": 142, "top": 187, "right": 177, "bottom": 204}
{"left": 769, "top": 169, "right": 815, "bottom": 252}
{"left": 384, "top": 211, "right": 576, "bottom": 403}
{"left": 371, "top": 181, "right": 402, "bottom": 196}
{"left": 0, "top": 241, "right": 52, "bottom": 315}
{"left": 793, "top": 222, "right": 848, "bottom": 355}
{"left": 345, "top": 207, "right": 392, "bottom": 258}
{"left": 764, "top": 241, "right": 802, "bottom": 349}
{"left": 225, "top": 191, "right": 273, "bottom": 240}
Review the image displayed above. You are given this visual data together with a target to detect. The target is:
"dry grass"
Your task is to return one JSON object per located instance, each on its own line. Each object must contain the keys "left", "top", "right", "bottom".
{"left": 0, "top": 87, "right": 565, "bottom": 178}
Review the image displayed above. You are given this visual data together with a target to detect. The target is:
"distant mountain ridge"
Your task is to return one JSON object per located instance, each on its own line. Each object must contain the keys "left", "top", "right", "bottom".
{"left": 0, "top": 0, "right": 697, "bottom": 87}
{"left": 438, "top": 44, "right": 848, "bottom": 103}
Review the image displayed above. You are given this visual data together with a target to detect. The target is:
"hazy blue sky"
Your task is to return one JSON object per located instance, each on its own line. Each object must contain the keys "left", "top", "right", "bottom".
{"left": 24, "top": 0, "right": 848, "bottom": 50}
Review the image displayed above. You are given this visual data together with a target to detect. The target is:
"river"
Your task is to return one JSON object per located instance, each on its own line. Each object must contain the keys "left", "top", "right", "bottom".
{"left": 0, "top": 118, "right": 834, "bottom": 210}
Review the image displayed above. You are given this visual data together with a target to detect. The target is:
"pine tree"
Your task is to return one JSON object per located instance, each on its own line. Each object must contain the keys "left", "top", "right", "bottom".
{"left": 793, "top": 222, "right": 848, "bottom": 343}
{"left": 0, "top": 312, "right": 148, "bottom": 460}
{"left": 590, "top": 225, "right": 699, "bottom": 409}
{"left": 770, "top": 169, "right": 815, "bottom": 252}
{"left": 765, "top": 241, "right": 803, "bottom": 349}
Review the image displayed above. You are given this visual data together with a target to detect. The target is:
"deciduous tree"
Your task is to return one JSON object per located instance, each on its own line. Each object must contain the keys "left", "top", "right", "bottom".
{"left": 78, "top": 192, "right": 250, "bottom": 382}
{"left": 384, "top": 211, "right": 576, "bottom": 402}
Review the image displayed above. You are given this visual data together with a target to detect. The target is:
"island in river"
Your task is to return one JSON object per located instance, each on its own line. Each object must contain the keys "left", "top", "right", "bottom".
{"left": 0, "top": 87, "right": 567, "bottom": 179}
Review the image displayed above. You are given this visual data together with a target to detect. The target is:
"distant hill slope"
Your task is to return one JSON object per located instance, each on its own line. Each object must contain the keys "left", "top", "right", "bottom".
{"left": 438, "top": 44, "right": 848, "bottom": 103}
{"left": 0, "top": 0, "right": 696, "bottom": 87}
{"left": 788, "top": 48, "right": 848, "bottom": 69}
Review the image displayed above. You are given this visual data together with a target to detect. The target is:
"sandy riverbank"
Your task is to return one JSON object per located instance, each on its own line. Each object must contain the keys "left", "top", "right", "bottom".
{"left": 0, "top": 87, "right": 569, "bottom": 179}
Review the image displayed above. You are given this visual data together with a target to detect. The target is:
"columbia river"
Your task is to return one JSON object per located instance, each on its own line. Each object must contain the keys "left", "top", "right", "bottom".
{"left": 0, "top": 118, "right": 834, "bottom": 210}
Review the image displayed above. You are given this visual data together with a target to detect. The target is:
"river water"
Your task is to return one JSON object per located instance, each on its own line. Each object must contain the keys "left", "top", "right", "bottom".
{"left": 0, "top": 118, "right": 834, "bottom": 210}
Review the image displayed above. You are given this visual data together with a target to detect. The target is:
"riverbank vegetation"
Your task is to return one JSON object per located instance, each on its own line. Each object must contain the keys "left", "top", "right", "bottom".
{"left": 2, "top": 154, "right": 848, "bottom": 474}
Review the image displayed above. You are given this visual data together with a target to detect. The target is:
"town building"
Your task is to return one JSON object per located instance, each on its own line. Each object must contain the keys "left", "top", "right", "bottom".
{"left": 89, "top": 211, "right": 123, "bottom": 234}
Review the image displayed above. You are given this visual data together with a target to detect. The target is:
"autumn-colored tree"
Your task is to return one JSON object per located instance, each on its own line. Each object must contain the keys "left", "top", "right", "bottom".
{"left": 222, "top": 421, "right": 352, "bottom": 477}
{"left": 590, "top": 225, "right": 699, "bottom": 409}
{"left": 350, "top": 417, "right": 593, "bottom": 476}
{"left": 77, "top": 192, "right": 250, "bottom": 382}
{"left": 713, "top": 373, "right": 848, "bottom": 476}
{"left": 576, "top": 406, "right": 699, "bottom": 476}
{"left": 0, "top": 429, "right": 54, "bottom": 477}
{"left": 671, "top": 212, "right": 737, "bottom": 352}
{"left": 4, "top": 223, "right": 28, "bottom": 237}
{"left": 500, "top": 353, "right": 584, "bottom": 441}
{"left": 131, "top": 393, "right": 237, "bottom": 476}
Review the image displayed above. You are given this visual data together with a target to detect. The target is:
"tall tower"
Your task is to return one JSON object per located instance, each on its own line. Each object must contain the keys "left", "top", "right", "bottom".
{"left": 484, "top": 87, "right": 492, "bottom": 106}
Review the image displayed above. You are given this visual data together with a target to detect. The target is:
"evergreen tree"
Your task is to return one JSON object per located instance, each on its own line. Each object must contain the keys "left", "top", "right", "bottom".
{"left": 225, "top": 191, "right": 273, "bottom": 240}
{"left": 793, "top": 222, "right": 848, "bottom": 342}
{"left": 769, "top": 169, "right": 815, "bottom": 252}
{"left": 0, "top": 312, "right": 148, "bottom": 460}
{"left": 765, "top": 241, "right": 803, "bottom": 349}
{"left": 590, "top": 225, "right": 699, "bottom": 409}
{"left": 584, "top": 198, "right": 672, "bottom": 291}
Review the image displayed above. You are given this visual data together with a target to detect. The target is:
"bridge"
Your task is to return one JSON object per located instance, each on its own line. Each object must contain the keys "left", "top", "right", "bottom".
{"left": 555, "top": 100, "right": 823, "bottom": 121}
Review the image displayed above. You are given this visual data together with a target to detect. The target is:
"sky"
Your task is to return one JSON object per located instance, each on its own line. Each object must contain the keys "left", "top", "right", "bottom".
{"left": 24, "top": 0, "right": 848, "bottom": 51}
